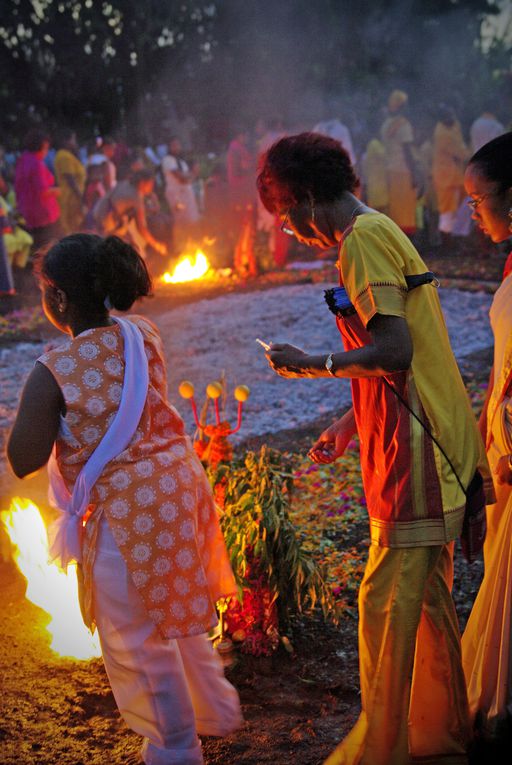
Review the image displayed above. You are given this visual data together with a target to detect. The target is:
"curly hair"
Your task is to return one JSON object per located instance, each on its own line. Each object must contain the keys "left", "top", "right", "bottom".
{"left": 469, "top": 131, "right": 512, "bottom": 191}
{"left": 257, "top": 132, "right": 359, "bottom": 214}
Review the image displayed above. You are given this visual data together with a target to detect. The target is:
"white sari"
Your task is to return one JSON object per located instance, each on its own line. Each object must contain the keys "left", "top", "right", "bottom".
{"left": 462, "top": 273, "right": 512, "bottom": 736}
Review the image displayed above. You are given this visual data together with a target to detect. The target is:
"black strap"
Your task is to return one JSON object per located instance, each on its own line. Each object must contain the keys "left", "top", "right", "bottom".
{"left": 381, "top": 377, "right": 467, "bottom": 497}
{"left": 404, "top": 272, "right": 438, "bottom": 291}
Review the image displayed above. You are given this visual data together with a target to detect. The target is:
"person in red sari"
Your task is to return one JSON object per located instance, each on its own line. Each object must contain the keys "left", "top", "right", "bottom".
{"left": 14, "top": 129, "right": 62, "bottom": 255}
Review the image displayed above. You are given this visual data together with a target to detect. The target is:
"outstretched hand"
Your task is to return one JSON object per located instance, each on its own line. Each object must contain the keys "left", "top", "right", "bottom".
{"left": 266, "top": 343, "right": 310, "bottom": 378}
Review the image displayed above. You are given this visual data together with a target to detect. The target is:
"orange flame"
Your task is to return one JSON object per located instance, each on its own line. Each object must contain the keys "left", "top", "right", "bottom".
{"left": 161, "top": 250, "right": 210, "bottom": 284}
{"left": 1, "top": 498, "right": 101, "bottom": 660}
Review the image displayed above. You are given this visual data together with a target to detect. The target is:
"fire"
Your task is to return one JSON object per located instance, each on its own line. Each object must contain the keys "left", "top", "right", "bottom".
{"left": 1, "top": 498, "right": 101, "bottom": 660}
{"left": 162, "top": 249, "right": 210, "bottom": 284}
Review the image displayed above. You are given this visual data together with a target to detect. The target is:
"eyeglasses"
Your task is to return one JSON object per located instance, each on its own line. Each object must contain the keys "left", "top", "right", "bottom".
{"left": 467, "top": 191, "right": 498, "bottom": 210}
{"left": 280, "top": 209, "right": 295, "bottom": 236}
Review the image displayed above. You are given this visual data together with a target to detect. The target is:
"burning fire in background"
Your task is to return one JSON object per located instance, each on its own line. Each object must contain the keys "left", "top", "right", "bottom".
{"left": 161, "top": 249, "right": 210, "bottom": 284}
{"left": 1, "top": 498, "right": 101, "bottom": 660}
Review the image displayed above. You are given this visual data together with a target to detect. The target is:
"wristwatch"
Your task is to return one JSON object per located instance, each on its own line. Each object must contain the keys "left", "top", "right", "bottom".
{"left": 325, "top": 353, "right": 336, "bottom": 376}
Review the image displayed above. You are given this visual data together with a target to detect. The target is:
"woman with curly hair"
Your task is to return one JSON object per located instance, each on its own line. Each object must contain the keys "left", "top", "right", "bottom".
{"left": 257, "top": 132, "right": 491, "bottom": 765}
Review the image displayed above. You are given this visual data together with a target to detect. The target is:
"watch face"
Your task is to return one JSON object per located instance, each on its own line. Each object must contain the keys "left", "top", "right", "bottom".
{"left": 325, "top": 353, "right": 333, "bottom": 372}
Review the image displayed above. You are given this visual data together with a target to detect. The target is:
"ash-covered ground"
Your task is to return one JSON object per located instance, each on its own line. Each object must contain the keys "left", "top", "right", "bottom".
{"left": 0, "top": 280, "right": 500, "bottom": 764}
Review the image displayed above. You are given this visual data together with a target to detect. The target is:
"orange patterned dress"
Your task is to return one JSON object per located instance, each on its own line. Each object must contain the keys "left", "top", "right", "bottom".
{"left": 38, "top": 315, "right": 236, "bottom": 639}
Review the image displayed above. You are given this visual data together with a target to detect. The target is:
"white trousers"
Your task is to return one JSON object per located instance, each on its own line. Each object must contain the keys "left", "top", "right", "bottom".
{"left": 92, "top": 518, "right": 243, "bottom": 765}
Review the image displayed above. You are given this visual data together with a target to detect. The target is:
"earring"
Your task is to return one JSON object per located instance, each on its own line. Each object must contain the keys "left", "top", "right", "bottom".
{"left": 58, "top": 304, "right": 65, "bottom": 313}
{"left": 508, "top": 208, "right": 512, "bottom": 233}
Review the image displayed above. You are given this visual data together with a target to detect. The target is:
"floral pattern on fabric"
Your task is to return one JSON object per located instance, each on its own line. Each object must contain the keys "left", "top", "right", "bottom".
{"left": 39, "top": 316, "right": 236, "bottom": 638}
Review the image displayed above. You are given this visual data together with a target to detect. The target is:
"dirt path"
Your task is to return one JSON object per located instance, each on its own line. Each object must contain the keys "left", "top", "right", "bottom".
{"left": 0, "top": 294, "right": 502, "bottom": 764}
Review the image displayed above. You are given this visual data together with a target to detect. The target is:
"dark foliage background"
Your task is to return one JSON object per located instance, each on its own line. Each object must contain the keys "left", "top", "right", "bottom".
{"left": 1, "top": 1, "right": 511, "bottom": 147}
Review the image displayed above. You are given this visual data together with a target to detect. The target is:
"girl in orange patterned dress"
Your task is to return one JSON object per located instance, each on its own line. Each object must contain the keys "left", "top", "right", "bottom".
{"left": 7, "top": 233, "right": 242, "bottom": 765}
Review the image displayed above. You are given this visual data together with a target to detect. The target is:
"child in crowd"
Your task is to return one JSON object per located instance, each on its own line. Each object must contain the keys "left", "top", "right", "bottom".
{"left": 7, "top": 233, "right": 242, "bottom": 765}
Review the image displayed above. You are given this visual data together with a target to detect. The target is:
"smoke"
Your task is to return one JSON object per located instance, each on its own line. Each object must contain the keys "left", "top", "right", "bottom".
{"left": 128, "top": 0, "right": 506, "bottom": 152}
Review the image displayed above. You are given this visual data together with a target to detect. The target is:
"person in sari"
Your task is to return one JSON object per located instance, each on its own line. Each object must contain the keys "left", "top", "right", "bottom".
{"left": 7, "top": 233, "right": 242, "bottom": 764}
{"left": 54, "top": 130, "right": 86, "bottom": 235}
{"left": 0, "top": 191, "right": 33, "bottom": 270}
{"left": 432, "top": 106, "right": 469, "bottom": 238}
{"left": 461, "top": 131, "right": 512, "bottom": 753}
{"left": 380, "top": 90, "right": 417, "bottom": 235}
{"left": 362, "top": 136, "right": 389, "bottom": 213}
{"left": 257, "top": 132, "right": 492, "bottom": 765}
{"left": 14, "top": 128, "right": 62, "bottom": 254}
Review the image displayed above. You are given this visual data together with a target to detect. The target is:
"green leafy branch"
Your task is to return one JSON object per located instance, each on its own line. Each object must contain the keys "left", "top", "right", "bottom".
{"left": 210, "top": 445, "right": 341, "bottom": 629}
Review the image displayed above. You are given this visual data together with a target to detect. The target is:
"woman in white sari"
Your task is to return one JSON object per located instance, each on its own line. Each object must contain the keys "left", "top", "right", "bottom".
{"left": 462, "top": 132, "right": 512, "bottom": 749}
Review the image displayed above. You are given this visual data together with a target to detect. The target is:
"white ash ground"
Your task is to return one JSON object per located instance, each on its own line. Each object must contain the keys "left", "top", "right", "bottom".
{"left": 0, "top": 285, "right": 493, "bottom": 482}
{"left": 154, "top": 284, "right": 493, "bottom": 440}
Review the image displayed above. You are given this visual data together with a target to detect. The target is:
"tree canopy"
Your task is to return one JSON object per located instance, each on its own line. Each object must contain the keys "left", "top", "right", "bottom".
{"left": 1, "top": 0, "right": 510, "bottom": 146}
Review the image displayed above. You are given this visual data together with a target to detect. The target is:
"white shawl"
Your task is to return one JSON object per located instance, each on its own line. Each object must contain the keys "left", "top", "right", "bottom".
{"left": 46, "top": 317, "right": 149, "bottom": 569}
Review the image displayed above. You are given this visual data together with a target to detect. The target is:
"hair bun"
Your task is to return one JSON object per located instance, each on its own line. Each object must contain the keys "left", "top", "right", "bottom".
{"left": 97, "top": 236, "right": 152, "bottom": 311}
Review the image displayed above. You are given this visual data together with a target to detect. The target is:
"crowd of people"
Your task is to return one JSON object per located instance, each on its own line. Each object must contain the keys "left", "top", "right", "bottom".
{"left": 1, "top": 91, "right": 508, "bottom": 298}
{"left": 4, "top": 97, "right": 512, "bottom": 765}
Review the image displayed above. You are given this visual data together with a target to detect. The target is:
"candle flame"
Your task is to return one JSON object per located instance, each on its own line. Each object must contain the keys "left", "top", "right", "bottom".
{"left": 162, "top": 250, "right": 210, "bottom": 284}
{"left": 1, "top": 498, "right": 101, "bottom": 660}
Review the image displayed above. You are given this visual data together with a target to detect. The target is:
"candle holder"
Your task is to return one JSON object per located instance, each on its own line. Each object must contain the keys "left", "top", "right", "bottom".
{"left": 213, "top": 596, "right": 236, "bottom": 665}
{"left": 178, "top": 380, "right": 250, "bottom": 468}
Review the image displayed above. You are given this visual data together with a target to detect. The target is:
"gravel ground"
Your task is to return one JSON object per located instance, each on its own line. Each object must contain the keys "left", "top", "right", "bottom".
{"left": 0, "top": 283, "right": 494, "bottom": 465}
{"left": 0, "top": 281, "right": 501, "bottom": 765}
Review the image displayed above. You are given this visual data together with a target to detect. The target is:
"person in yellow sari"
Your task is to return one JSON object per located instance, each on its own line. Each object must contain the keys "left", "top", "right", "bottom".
{"left": 432, "top": 106, "right": 469, "bottom": 237}
{"left": 380, "top": 90, "right": 418, "bottom": 234}
{"left": 462, "top": 132, "right": 512, "bottom": 755}
{"left": 0, "top": 193, "right": 33, "bottom": 268}
{"left": 362, "top": 137, "right": 388, "bottom": 213}
{"left": 54, "top": 130, "right": 86, "bottom": 235}
{"left": 258, "top": 132, "right": 492, "bottom": 765}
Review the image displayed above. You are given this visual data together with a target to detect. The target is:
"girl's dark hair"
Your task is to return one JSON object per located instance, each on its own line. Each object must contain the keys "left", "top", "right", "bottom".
{"left": 469, "top": 131, "right": 512, "bottom": 191}
{"left": 24, "top": 128, "right": 50, "bottom": 153}
{"left": 257, "top": 132, "right": 359, "bottom": 214}
{"left": 37, "top": 234, "right": 152, "bottom": 313}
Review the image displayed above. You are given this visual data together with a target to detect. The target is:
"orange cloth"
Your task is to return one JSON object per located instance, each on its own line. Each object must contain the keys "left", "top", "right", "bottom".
{"left": 38, "top": 316, "right": 236, "bottom": 638}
